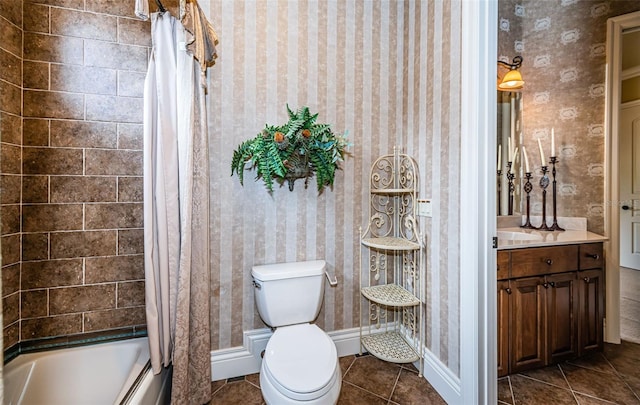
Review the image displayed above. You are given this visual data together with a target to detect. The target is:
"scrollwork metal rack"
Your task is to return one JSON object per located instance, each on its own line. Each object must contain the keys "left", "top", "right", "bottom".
{"left": 359, "top": 147, "right": 424, "bottom": 376}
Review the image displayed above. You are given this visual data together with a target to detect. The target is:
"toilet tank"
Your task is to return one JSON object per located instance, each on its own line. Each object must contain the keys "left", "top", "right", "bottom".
{"left": 251, "top": 260, "right": 326, "bottom": 327}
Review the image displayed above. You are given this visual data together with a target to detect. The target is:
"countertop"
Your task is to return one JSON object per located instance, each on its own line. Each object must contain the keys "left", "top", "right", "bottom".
{"left": 497, "top": 227, "right": 608, "bottom": 250}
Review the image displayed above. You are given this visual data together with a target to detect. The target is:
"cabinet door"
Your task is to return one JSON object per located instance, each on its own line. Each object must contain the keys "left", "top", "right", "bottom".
{"left": 497, "top": 251, "right": 510, "bottom": 280}
{"left": 510, "top": 277, "right": 546, "bottom": 373}
{"left": 578, "top": 269, "right": 604, "bottom": 355}
{"left": 497, "top": 280, "right": 511, "bottom": 377}
{"left": 546, "top": 272, "right": 578, "bottom": 363}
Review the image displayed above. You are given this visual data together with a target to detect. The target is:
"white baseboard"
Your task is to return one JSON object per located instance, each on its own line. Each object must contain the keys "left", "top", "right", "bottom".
{"left": 210, "top": 326, "right": 367, "bottom": 381}
{"left": 211, "top": 326, "right": 462, "bottom": 405}
{"left": 421, "top": 347, "right": 461, "bottom": 404}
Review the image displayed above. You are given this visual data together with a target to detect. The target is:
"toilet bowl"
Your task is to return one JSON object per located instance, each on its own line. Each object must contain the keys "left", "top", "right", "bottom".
{"left": 260, "top": 324, "right": 341, "bottom": 404}
{"left": 251, "top": 260, "right": 342, "bottom": 405}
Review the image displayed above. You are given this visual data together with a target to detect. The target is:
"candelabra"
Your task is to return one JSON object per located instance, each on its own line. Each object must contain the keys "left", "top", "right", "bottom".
{"left": 497, "top": 169, "right": 502, "bottom": 216}
{"left": 520, "top": 172, "right": 535, "bottom": 229}
{"left": 548, "top": 156, "right": 565, "bottom": 231}
{"left": 537, "top": 165, "right": 552, "bottom": 231}
{"left": 506, "top": 162, "right": 515, "bottom": 215}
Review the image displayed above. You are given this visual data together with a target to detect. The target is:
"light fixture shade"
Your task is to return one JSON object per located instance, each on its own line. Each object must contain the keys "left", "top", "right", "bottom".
{"left": 498, "top": 69, "right": 524, "bottom": 90}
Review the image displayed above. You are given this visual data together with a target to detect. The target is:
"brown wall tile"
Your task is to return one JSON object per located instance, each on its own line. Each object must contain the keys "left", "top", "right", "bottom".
{"left": 85, "top": 0, "right": 136, "bottom": 18}
{"left": 21, "top": 314, "right": 83, "bottom": 340}
{"left": 84, "top": 306, "right": 145, "bottom": 332}
{"left": 85, "top": 149, "right": 142, "bottom": 175}
{"left": 0, "top": 14, "right": 22, "bottom": 56}
{"left": 51, "top": 8, "right": 117, "bottom": 41}
{"left": 50, "top": 120, "right": 117, "bottom": 148}
{"left": 118, "top": 229, "right": 143, "bottom": 255}
{"left": 23, "top": 119, "right": 49, "bottom": 146}
{"left": 23, "top": 147, "right": 83, "bottom": 175}
{"left": 2, "top": 263, "right": 20, "bottom": 296}
{"left": 2, "top": 143, "right": 21, "bottom": 173}
{"left": 51, "top": 176, "right": 117, "bottom": 203}
{"left": 23, "top": 204, "right": 83, "bottom": 232}
{"left": 22, "top": 232, "right": 49, "bottom": 261}
{"left": 0, "top": 80, "right": 22, "bottom": 116}
{"left": 51, "top": 64, "right": 117, "bottom": 95}
{"left": 117, "top": 17, "right": 151, "bottom": 47}
{"left": 23, "top": 32, "right": 83, "bottom": 64}
{"left": 85, "top": 202, "right": 143, "bottom": 229}
{"left": 23, "top": 2, "right": 49, "bottom": 34}
{"left": 23, "top": 60, "right": 49, "bottom": 90}
{"left": 84, "top": 39, "right": 147, "bottom": 72}
{"left": 3, "top": 292, "right": 19, "bottom": 324}
{"left": 117, "top": 71, "right": 145, "bottom": 97}
{"left": 117, "top": 123, "right": 143, "bottom": 149}
{"left": 118, "top": 177, "right": 142, "bottom": 202}
{"left": 85, "top": 94, "right": 143, "bottom": 123}
{"left": 85, "top": 254, "right": 144, "bottom": 283}
{"left": 22, "top": 175, "right": 49, "bottom": 203}
{"left": 117, "top": 281, "right": 144, "bottom": 307}
{"left": 22, "top": 259, "right": 83, "bottom": 289}
{"left": 24, "top": 90, "right": 85, "bottom": 119}
{"left": 1, "top": 234, "right": 20, "bottom": 264}
{"left": 1, "top": 204, "right": 20, "bottom": 235}
{"left": 50, "top": 230, "right": 117, "bottom": 258}
{"left": 1, "top": 174, "right": 21, "bottom": 203}
{"left": 22, "top": 289, "right": 48, "bottom": 318}
{"left": 50, "top": 284, "right": 116, "bottom": 315}
{"left": 1, "top": 112, "right": 22, "bottom": 145}
{"left": 4, "top": 322, "right": 19, "bottom": 348}
{"left": 27, "top": 0, "right": 84, "bottom": 10}
{"left": 0, "top": 0, "right": 22, "bottom": 27}
{"left": 0, "top": 48, "right": 22, "bottom": 86}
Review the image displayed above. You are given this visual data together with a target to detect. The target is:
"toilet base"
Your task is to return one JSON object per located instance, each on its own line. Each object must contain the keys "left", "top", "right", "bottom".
{"left": 259, "top": 360, "right": 342, "bottom": 405}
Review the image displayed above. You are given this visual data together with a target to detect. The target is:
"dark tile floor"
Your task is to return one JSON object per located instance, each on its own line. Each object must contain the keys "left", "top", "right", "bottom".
{"left": 209, "top": 353, "right": 446, "bottom": 405}
{"left": 209, "top": 340, "right": 640, "bottom": 405}
{"left": 499, "top": 340, "right": 640, "bottom": 405}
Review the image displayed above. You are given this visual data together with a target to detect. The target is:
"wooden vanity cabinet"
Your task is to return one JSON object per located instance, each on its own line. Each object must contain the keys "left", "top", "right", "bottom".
{"left": 497, "top": 242, "right": 604, "bottom": 376}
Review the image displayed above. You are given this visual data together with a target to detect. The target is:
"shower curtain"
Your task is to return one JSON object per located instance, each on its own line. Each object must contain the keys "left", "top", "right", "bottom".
{"left": 141, "top": 3, "right": 217, "bottom": 403}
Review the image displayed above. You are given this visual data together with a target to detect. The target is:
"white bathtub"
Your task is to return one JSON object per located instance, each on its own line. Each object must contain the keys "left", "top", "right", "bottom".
{"left": 3, "top": 337, "right": 171, "bottom": 405}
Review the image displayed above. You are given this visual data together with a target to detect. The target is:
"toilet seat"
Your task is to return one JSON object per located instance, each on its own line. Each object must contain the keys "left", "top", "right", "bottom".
{"left": 262, "top": 323, "right": 338, "bottom": 401}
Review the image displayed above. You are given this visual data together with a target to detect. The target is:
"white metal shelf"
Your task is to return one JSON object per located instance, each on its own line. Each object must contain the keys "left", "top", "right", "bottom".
{"left": 361, "top": 332, "right": 420, "bottom": 363}
{"left": 361, "top": 237, "right": 420, "bottom": 251}
{"left": 361, "top": 284, "right": 419, "bottom": 307}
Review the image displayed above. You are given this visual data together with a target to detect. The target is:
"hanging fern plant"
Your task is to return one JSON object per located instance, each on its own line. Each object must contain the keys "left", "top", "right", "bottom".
{"left": 231, "top": 105, "right": 351, "bottom": 193}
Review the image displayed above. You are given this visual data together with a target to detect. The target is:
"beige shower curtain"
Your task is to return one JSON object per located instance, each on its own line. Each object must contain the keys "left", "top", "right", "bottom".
{"left": 141, "top": 3, "right": 217, "bottom": 403}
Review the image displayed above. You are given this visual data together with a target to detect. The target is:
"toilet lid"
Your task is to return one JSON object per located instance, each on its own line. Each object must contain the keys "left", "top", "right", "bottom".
{"left": 263, "top": 324, "right": 337, "bottom": 394}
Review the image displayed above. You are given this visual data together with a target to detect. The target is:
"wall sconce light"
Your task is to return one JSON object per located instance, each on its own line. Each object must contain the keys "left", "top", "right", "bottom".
{"left": 497, "top": 56, "right": 524, "bottom": 91}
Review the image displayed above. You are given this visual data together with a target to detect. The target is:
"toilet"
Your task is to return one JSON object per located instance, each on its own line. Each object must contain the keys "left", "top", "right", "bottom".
{"left": 251, "top": 260, "right": 342, "bottom": 405}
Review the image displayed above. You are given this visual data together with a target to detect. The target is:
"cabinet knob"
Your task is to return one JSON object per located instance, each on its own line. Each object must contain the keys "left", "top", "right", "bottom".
{"left": 548, "top": 281, "right": 556, "bottom": 288}
{"left": 505, "top": 287, "right": 512, "bottom": 294}
{"left": 586, "top": 253, "right": 600, "bottom": 260}
{"left": 545, "top": 259, "right": 554, "bottom": 266}
{"left": 543, "top": 282, "right": 549, "bottom": 288}
{"left": 583, "top": 276, "right": 591, "bottom": 283}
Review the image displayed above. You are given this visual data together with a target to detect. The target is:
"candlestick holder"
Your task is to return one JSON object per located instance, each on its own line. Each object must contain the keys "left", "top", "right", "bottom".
{"left": 506, "top": 161, "right": 515, "bottom": 215}
{"left": 548, "top": 156, "right": 565, "bottom": 231}
{"left": 521, "top": 172, "right": 535, "bottom": 229}
{"left": 538, "top": 165, "right": 552, "bottom": 231}
{"left": 497, "top": 169, "right": 502, "bottom": 216}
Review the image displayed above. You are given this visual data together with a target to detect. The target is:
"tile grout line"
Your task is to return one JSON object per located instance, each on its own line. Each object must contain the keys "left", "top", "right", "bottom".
{"left": 557, "top": 363, "right": 580, "bottom": 405}
{"left": 386, "top": 367, "right": 402, "bottom": 405}
{"left": 600, "top": 348, "right": 640, "bottom": 402}
{"left": 507, "top": 375, "right": 515, "bottom": 405}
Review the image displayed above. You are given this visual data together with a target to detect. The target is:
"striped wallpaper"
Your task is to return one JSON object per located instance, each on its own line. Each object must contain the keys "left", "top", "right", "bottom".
{"left": 205, "top": 0, "right": 461, "bottom": 376}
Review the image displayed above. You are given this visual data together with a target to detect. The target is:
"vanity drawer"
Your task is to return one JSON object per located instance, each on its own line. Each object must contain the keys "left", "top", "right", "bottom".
{"left": 580, "top": 243, "right": 604, "bottom": 269}
{"left": 497, "top": 251, "right": 510, "bottom": 280}
{"left": 511, "top": 245, "right": 579, "bottom": 278}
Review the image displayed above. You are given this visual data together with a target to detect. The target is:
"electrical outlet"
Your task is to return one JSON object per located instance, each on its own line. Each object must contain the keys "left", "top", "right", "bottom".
{"left": 417, "top": 199, "right": 432, "bottom": 217}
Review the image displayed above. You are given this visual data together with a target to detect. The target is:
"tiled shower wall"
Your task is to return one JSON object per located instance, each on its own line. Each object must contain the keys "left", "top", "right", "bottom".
{"left": 1, "top": 0, "right": 151, "bottom": 350}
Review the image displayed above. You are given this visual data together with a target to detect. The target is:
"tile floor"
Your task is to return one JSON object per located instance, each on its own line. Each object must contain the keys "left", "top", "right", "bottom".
{"left": 499, "top": 340, "right": 640, "bottom": 405}
{"left": 209, "top": 353, "right": 446, "bottom": 405}
{"left": 209, "top": 340, "right": 640, "bottom": 405}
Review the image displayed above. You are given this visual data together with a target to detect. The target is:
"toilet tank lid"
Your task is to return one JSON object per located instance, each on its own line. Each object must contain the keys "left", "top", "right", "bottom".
{"left": 251, "top": 260, "right": 326, "bottom": 281}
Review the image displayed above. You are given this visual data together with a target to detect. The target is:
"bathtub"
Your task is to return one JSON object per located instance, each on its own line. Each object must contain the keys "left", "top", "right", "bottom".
{"left": 4, "top": 337, "right": 171, "bottom": 405}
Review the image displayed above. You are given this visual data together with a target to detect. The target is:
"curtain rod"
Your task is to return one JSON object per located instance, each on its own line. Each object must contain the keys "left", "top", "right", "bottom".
{"left": 155, "top": 0, "right": 166, "bottom": 13}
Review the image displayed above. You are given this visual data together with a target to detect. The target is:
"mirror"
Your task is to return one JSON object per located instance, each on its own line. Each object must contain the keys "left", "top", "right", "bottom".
{"left": 496, "top": 91, "right": 523, "bottom": 216}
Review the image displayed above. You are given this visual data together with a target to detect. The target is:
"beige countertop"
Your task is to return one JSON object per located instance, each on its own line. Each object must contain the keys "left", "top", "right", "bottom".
{"left": 497, "top": 227, "right": 608, "bottom": 250}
